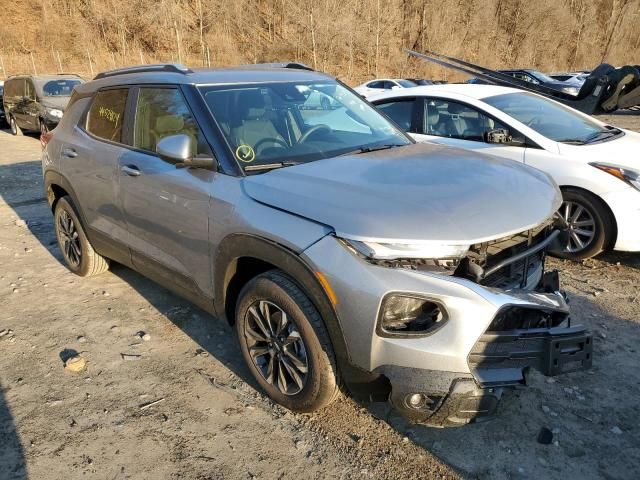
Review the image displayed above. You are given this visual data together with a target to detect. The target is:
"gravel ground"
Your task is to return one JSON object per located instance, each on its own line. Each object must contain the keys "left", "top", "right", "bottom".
{"left": 1, "top": 111, "right": 639, "bottom": 480}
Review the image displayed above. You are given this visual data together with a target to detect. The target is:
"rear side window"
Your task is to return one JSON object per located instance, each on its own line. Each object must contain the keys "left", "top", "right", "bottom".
{"left": 5, "top": 79, "right": 25, "bottom": 98}
{"left": 86, "top": 89, "right": 128, "bottom": 143}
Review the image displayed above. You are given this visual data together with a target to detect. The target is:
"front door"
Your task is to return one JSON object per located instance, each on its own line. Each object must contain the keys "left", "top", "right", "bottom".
{"left": 411, "top": 98, "right": 526, "bottom": 162}
{"left": 118, "top": 86, "right": 215, "bottom": 297}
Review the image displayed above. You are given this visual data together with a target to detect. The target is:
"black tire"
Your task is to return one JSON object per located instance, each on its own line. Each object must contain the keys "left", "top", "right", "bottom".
{"left": 549, "top": 188, "right": 614, "bottom": 260}
{"left": 235, "top": 270, "right": 340, "bottom": 412}
{"left": 9, "top": 116, "right": 22, "bottom": 136}
{"left": 54, "top": 196, "right": 110, "bottom": 276}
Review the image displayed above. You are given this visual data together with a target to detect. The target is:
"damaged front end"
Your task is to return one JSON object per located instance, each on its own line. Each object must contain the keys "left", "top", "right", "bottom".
{"left": 373, "top": 226, "right": 593, "bottom": 427}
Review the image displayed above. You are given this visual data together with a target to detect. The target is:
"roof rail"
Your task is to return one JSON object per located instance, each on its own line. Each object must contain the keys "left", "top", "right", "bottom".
{"left": 252, "top": 62, "right": 314, "bottom": 71}
{"left": 94, "top": 64, "right": 193, "bottom": 80}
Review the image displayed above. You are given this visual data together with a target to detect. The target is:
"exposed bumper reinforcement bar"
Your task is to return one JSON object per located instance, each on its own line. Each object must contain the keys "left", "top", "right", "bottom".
{"left": 469, "top": 326, "right": 593, "bottom": 388}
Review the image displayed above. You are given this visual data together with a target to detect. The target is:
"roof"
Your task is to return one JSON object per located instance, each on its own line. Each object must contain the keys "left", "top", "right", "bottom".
{"left": 74, "top": 65, "right": 333, "bottom": 95}
{"left": 367, "top": 83, "right": 520, "bottom": 102}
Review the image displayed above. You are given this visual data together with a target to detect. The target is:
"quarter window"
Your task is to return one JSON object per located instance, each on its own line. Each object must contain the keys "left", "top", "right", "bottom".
{"left": 86, "top": 89, "right": 128, "bottom": 143}
{"left": 133, "top": 88, "right": 211, "bottom": 157}
{"left": 424, "top": 99, "right": 508, "bottom": 142}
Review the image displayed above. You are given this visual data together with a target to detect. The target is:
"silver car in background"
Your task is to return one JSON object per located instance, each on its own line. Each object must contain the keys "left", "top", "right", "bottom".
{"left": 42, "top": 63, "right": 592, "bottom": 427}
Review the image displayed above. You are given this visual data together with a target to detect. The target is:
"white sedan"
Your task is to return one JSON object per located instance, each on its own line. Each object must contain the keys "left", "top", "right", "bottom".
{"left": 370, "top": 84, "right": 640, "bottom": 260}
{"left": 353, "top": 79, "right": 418, "bottom": 98}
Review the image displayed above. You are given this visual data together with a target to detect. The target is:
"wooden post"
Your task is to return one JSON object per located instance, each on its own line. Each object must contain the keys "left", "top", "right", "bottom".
{"left": 206, "top": 45, "right": 211, "bottom": 68}
{"left": 0, "top": 55, "right": 5, "bottom": 77}
{"left": 30, "top": 52, "right": 37, "bottom": 75}
{"left": 139, "top": 49, "right": 144, "bottom": 65}
{"left": 86, "top": 50, "right": 94, "bottom": 77}
{"left": 310, "top": 13, "right": 317, "bottom": 70}
{"left": 56, "top": 51, "right": 63, "bottom": 72}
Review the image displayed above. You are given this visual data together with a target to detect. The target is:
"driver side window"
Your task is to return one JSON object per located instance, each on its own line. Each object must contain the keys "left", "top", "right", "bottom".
{"left": 423, "top": 98, "right": 508, "bottom": 142}
{"left": 133, "top": 87, "right": 211, "bottom": 158}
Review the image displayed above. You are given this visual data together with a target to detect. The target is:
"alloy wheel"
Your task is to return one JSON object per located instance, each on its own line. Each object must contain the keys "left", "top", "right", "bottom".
{"left": 243, "top": 300, "right": 309, "bottom": 395}
{"left": 57, "top": 210, "right": 82, "bottom": 267}
{"left": 561, "top": 200, "right": 596, "bottom": 253}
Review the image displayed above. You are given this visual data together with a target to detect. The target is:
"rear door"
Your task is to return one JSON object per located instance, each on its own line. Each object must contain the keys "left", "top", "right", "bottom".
{"left": 117, "top": 85, "right": 215, "bottom": 297}
{"left": 411, "top": 97, "right": 526, "bottom": 162}
{"left": 64, "top": 87, "right": 131, "bottom": 261}
{"left": 6, "top": 78, "right": 27, "bottom": 126}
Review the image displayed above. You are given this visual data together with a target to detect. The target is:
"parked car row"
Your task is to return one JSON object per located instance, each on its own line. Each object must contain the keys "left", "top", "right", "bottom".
{"left": 39, "top": 62, "right": 602, "bottom": 429}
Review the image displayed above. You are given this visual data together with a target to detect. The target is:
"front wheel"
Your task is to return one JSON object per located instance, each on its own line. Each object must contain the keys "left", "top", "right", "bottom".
{"left": 235, "top": 270, "right": 340, "bottom": 412}
{"left": 549, "top": 189, "right": 613, "bottom": 260}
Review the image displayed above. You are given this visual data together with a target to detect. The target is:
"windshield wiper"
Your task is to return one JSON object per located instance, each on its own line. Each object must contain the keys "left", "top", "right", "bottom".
{"left": 557, "top": 139, "right": 587, "bottom": 145}
{"left": 338, "top": 144, "right": 404, "bottom": 156}
{"left": 244, "top": 161, "right": 299, "bottom": 172}
{"left": 584, "top": 128, "right": 621, "bottom": 143}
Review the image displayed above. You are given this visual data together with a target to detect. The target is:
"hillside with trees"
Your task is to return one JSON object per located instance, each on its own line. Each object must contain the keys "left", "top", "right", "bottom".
{"left": 1, "top": 0, "right": 639, "bottom": 83}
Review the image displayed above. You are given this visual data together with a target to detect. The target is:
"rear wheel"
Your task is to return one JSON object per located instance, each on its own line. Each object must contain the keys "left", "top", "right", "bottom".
{"left": 549, "top": 189, "right": 613, "bottom": 260}
{"left": 10, "top": 116, "right": 22, "bottom": 136}
{"left": 235, "top": 270, "right": 340, "bottom": 412}
{"left": 54, "top": 196, "right": 110, "bottom": 276}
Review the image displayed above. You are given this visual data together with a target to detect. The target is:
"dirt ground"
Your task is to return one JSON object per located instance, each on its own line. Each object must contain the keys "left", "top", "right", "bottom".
{"left": 1, "top": 112, "right": 639, "bottom": 480}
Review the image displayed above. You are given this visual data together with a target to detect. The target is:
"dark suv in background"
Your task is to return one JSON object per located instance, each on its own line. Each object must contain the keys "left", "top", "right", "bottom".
{"left": 3, "top": 73, "right": 83, "bottom": 136}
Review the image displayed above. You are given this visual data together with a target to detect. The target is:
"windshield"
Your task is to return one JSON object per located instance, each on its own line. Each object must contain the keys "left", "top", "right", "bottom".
{"left": 199, "top": 81, "right": 411, "bottom": 172}
{"left": 483, "top": 92, "right": 620, "bottom": 144}
{"left": 396, "top": 79, "right": 418, "bottom": 88}
{"left": 42, "top": 79, "right": 82, "bottom": 97}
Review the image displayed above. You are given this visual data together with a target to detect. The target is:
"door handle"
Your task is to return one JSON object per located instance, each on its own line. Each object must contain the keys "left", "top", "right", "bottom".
{"left": 62, "top": 148, "right": 78, "bottom": 158}
{"left": 121, "top": 165, "right": 141, "bottom": 177}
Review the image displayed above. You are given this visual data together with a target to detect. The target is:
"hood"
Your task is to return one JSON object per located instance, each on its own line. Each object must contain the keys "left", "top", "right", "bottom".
{"left": 558, "top": 130, "right": 640, "bottom": 170}
{"left": 39, "top": 96, "right": 71, "bottom": 110}
{"left": 243, "top": 143, "right": 562, "bottom": 244}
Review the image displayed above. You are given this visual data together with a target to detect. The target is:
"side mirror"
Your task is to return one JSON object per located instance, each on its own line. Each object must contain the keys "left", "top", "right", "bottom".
{"left": 391, "top": 85, "right": 401, "bottom": 90}
{"left": 485, "top": 128, "right": 512, "bottom": 144}
{"left": 156, "top": 134, "right": 216, "bottom": 170}
{"left": 485, "top": 128, "right": 526, "bottom": 147}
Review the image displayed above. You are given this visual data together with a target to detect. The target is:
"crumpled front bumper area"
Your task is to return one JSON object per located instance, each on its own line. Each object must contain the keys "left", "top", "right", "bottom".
{"left": 384, "top": 287, "right": 593, "bottom": 427}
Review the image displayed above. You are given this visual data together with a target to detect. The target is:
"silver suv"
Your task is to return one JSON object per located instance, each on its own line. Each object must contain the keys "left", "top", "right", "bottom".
{"left": 42, "top": 63, "right": 593, "bottom": 427}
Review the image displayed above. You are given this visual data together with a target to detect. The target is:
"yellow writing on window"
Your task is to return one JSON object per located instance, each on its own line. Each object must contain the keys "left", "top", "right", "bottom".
{"left": 99, "top": 106, "right": 120, "bottom": 125}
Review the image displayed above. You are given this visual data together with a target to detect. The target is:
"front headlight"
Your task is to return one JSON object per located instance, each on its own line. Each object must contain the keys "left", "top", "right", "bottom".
{"left": 378, "top": 294, "right": 447, "bottom": 336}
{"left": 47, "top": 108, "right": 63, "bottom": 118}
{"left": 339, "top": 238, "right": 470, "bottom": 260}
{"left": 561, "top": 86, "right": 579, "bottom": 96}
{"left": 590, "top": 163, "right": 640, "bottom": 191}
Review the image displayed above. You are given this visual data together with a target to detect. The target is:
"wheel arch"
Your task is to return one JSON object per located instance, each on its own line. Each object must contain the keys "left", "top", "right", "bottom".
{"left": 559, "top": 184, "right": 618, "bottom": 250}
{"left": 213, "top": 233, "right": 383, "bottom": 394}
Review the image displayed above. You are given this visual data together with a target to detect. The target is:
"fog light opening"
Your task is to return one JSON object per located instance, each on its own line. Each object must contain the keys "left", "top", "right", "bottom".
{"left": 406, "top": 393, "right": 427, "bottom": 409}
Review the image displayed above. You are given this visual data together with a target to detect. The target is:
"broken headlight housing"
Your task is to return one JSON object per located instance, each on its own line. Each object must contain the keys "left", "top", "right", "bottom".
{"left": 378, "top": 294, "right": 447, "bottom": 336}
{"left": 338, "top": 238, "right": 470, "bottom": 273}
